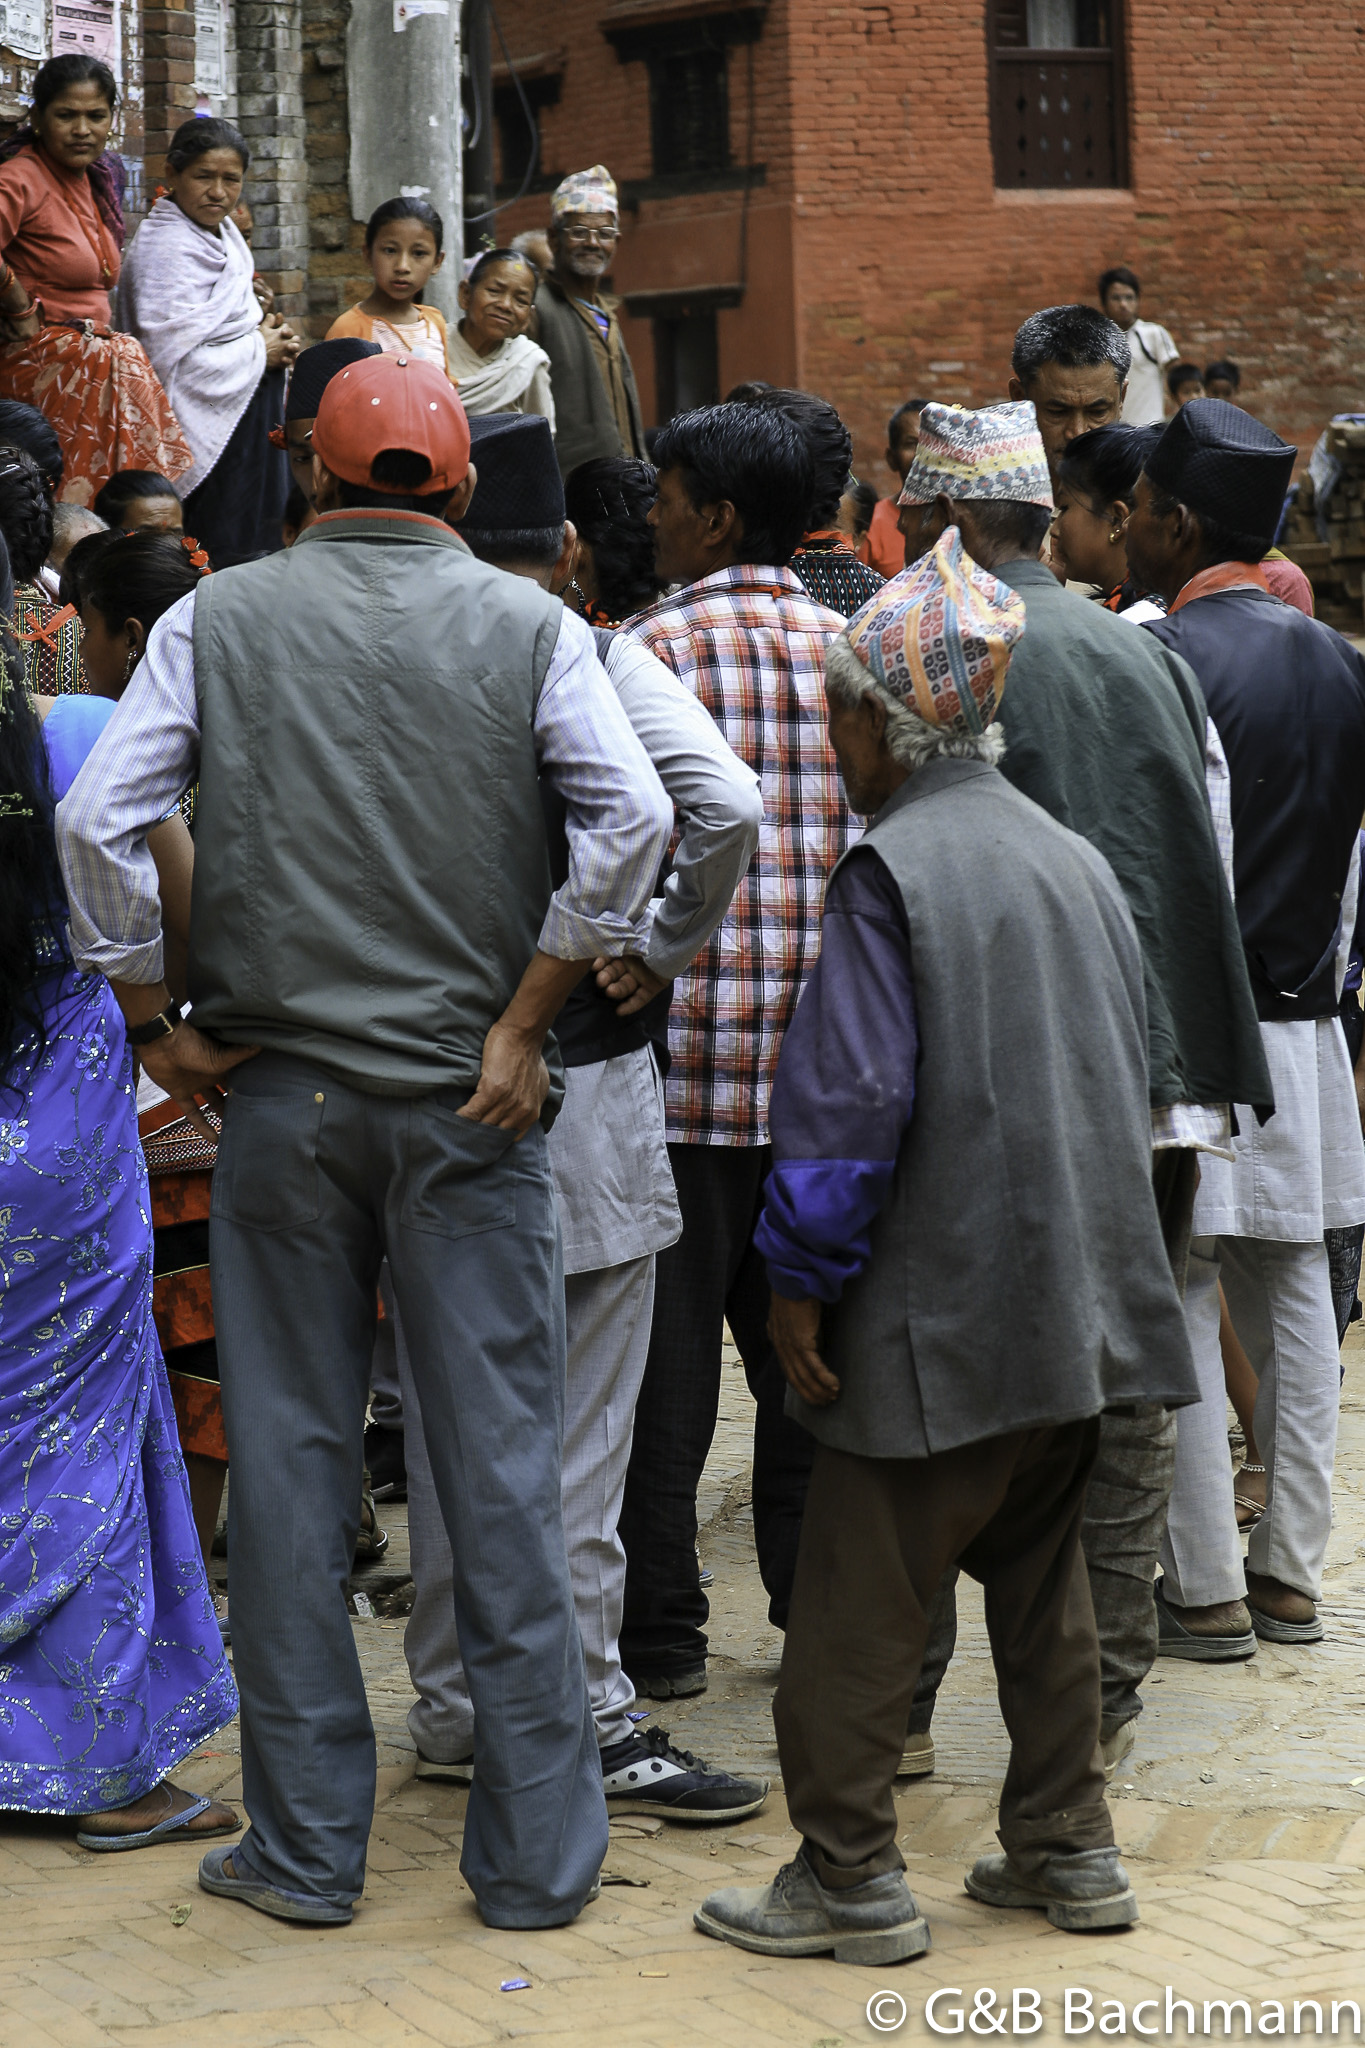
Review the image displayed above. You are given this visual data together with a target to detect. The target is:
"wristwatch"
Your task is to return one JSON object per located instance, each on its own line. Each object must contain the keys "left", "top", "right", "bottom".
{"left": 126, "top": 999, "right": 184, "bottom": 1047}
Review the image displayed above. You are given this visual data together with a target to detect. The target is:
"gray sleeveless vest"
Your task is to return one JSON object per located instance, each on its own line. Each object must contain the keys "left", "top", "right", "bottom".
{"left": 187, "top": 511, "right": 562, "bottom": 1095}
{"left": 800, "top": 758, "right": 1198, "bottom": 1461}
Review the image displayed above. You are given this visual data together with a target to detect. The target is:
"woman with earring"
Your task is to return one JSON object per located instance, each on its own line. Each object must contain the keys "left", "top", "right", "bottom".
{"left": 0, "top": 55, "right": 190, "bottom": 506}
{"left": 1050, "top": 423, "right": 1166, "bottom": 622}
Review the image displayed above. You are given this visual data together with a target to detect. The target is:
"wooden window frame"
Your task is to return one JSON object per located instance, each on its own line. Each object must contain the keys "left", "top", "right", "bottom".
{"left": 987, "top": 0, "right": 1130, "bottom": 191}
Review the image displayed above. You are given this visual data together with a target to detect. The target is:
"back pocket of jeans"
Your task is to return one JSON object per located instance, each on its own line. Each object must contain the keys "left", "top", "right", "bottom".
{"left": 400, "top": 1103, "right": 521, "bottom": 1239}
{"left": 211, "top": 1091, "right": 325, "bottom": 1233}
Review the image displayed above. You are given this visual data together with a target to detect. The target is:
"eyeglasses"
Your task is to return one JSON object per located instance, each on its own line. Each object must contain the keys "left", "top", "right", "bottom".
{"left": 560, "top": 224, "right": 618, "bottom": 247}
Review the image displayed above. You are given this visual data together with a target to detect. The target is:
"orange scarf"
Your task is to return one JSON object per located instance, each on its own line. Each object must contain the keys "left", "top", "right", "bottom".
{"left": 1168, "top": 560, "right": 1270, "bottom": 615}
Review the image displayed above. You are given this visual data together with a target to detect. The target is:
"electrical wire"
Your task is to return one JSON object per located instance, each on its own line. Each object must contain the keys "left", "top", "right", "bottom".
{"left": 462, "top": 0, "right": 540, "bottom": 225}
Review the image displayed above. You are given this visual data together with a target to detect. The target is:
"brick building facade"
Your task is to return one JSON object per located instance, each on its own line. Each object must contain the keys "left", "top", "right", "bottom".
{"left": 483, "top": 0, "right": 1365, "bottom": 475}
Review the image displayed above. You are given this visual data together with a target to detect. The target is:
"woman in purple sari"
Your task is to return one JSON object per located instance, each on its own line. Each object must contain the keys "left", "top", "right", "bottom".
{"left": 0, "top": 527, "right": 238, "bottom": 1847}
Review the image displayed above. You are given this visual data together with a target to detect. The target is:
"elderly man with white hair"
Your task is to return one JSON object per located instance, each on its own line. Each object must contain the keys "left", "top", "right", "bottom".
{"left": 693, "top": 527, "right": 1199, "bottom": 1965}
{"left": 531, "top": 164, "right": 645, "bottom": 476}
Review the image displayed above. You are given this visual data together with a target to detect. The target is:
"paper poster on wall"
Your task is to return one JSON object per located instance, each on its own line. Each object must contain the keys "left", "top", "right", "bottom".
{"left": 194, "top": 0, "right": 225, "bottom": 100}
{"left": 0, "top": 0, "right": 45, "bottom": 60}
{"left": 52, "top": 0, "right": 114, "bottom": 63}
{"left": 393, "top": 0, "right": 448, "bottom": 30}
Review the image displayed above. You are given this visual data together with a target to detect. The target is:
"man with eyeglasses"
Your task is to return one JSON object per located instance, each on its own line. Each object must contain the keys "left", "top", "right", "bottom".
{"left": 533, "top": 165, "right": 646, "bottom": 476}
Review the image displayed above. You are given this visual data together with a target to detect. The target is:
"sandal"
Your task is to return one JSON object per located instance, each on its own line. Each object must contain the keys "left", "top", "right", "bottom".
{"left": 77, "top": 1781, "right": 240, "bottom": 1853}
{"left": 354, "top": 1469, "right": 389, "bottom": 1564}
{"left": 1235, "top": 1461, "right": 1266, "bottom": 1530}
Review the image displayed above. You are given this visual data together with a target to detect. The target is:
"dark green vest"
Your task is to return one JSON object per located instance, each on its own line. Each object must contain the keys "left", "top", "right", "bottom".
{"left": 188, "top": 511, "right": 561, "bottom": 1095}
{"left": 804, "top": 761, "right": 1198, "bottom": 1461}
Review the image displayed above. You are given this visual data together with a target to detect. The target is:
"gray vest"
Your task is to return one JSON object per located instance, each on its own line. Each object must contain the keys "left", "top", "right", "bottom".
{"left": 188, "top": 512, "right": 562, "bottom": 1097}
{"left": 801, "top": 758, "right": 1199, "bottom": 1461}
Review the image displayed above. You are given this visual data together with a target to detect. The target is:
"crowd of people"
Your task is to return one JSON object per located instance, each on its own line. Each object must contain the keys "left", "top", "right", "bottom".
{"left": 3, "top": 76, "right": 1365, "bottom": 1971}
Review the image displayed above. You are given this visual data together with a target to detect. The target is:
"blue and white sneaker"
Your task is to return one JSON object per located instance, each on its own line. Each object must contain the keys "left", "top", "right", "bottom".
{"left": 600, "top": 1725, "right": 769, "bottom": 1824}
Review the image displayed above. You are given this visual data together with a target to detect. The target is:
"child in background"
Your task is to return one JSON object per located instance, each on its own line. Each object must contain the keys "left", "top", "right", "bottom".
{"left": 1203, "top": 359, "right": 1242, "bottom": 404}
{"left": 863, "top": 396, "right": 927, "bottom": 577}
{"left": 838, "top": 476, "right": 878, "bottom": 552}
{"left": 326, "top": 198, "right": 453, "bottom": 378}
{"left": 1166, "top": 362, "right": 1204, "bottom": 408}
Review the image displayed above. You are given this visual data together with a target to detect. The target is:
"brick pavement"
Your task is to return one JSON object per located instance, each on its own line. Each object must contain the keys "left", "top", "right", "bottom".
{"left": 6, "top": 1333, "right": 1365, "bottom": 2046}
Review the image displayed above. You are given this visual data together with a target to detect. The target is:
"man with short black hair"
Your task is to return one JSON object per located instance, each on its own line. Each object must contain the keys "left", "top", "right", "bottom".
{"left": 896, "top": 400, "right": 1270, "bottom": 1766}
{"left": 617, "top": 402, "right": 851, "bottom": 1703}
{"left": 1008, "top": 303, "right": 1131, "bottom": 472}
{"left": 740, "top": 386, "right": 883, "bottom": 616}
{"left": 394, "top": 408, "right": 770, "bottom": 1823}
{"left": 1128, "top": 398, "right": 1365, "bottom": 1651}
{"left": 58, "top": 354, "right": 675, "bottom": 1932}
{"left": 1098, "top": 267, "right": 1179, "bottom": 428}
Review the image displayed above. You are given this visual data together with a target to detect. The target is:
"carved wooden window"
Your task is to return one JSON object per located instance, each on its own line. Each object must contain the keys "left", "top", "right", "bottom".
{"left": 989, "top": 0, "right": 1128, "bottom": 188}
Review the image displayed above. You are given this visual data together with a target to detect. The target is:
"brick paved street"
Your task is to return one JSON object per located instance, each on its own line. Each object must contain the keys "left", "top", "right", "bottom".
{"left": 6, "top": 1331, "right": 1365, "bottom": 2047}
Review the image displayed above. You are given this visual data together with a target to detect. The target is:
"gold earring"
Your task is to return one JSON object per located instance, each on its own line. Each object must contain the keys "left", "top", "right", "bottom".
{"left": 1109, "top": 527, "right": 1123, "bottom": 545}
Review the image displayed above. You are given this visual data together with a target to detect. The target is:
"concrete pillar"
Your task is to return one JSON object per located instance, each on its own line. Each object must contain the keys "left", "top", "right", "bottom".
{"left": 345, "top": 0, "right": 462, "bottom": 326}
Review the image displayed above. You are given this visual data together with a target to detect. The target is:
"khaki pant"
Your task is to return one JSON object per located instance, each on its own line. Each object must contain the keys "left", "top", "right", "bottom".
{"left": 773, "top": 1418, "right": 1114, "bottom": 1887}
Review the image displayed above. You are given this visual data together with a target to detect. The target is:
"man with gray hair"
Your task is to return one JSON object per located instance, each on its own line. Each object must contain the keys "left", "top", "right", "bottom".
{"left": 1007, "top": 302, "right": 1132, "bottom": 474}
{"left": 895, "top": 400, "right": 1271, "bottom": 1766}
{"left": 694, "top": 526, "right": 1197, "bottom": 1963}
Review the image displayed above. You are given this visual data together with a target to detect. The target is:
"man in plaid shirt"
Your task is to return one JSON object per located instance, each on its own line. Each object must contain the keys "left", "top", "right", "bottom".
{"left": 609, "top": 403, "right": 851, "bottom": 1700}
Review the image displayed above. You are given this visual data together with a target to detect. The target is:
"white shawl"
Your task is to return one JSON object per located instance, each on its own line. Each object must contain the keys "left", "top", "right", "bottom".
{"left": 447, "top": 324, "right": 556, "bottom": 430}
{"left": 117, "top": 197, "right": 265, "bottom": 496}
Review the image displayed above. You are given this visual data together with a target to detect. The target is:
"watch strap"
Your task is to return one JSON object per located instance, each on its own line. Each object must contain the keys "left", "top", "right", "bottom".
{"left": 126, "top": 999, "right": 184, "bottom": 1047}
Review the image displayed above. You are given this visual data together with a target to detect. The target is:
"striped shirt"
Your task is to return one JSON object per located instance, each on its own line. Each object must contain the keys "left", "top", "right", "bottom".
{"left": 624, "top": 564, "right": 849, "bottom": 1147}
{"left": 56, "top": 592, "right": 672, "bottom": 988}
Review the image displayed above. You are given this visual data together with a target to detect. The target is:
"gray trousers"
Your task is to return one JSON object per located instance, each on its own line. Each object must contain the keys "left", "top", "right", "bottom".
{"left": 404, "top": 1252, "right": 657, "bottom": 1755}
{"left": 210, "top": 1053, "right": 607, "bottom": 1925}
{"left": 1161, "top": 1235, "right": 1340, "bottom": 1605}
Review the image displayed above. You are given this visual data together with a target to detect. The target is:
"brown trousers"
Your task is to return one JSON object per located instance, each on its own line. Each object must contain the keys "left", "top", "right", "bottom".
{"left": 773, "top": 1417, "right": 1114, "bottom": 1887}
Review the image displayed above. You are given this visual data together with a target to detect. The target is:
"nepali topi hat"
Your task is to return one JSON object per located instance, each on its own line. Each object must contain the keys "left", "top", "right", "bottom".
{"left": 1143, "top": 397, "right": 1295, "bottom": 550}
{"left": 285, "top": 338, "right": 382, "bottom": 423}
{"left": 461, "top": 413, "right": 564, "bottom": 533}
{"left": 551, "top": 164, "right": 618, "bottom": 222}
{"left": 312, "top": 352, "right": 471, "bottom": 495}
{"left": 842, "top": 525, "right": 1026, "bottom": 738}
{"left": 898, "top": 400, "right": 1054, "bottom": 510}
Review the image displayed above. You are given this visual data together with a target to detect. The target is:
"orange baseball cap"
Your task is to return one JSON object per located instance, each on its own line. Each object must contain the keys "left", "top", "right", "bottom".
{"left": 311, "top": 352, "right": 471, "bottom": 494}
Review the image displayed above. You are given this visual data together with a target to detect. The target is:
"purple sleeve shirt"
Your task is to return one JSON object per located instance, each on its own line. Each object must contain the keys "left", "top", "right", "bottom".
{"left": 754, "top": 845, "right": 917, "bottom": 1303}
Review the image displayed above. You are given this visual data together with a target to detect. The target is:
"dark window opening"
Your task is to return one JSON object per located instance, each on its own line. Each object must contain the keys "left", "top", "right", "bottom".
{"left": 493, "top": 74, "right": 561, "bottom": 197}
{"left": 648, "top": 42, "right": 729, "bottom": 178}
{"left": 603, "top": 7, "right": 764, "bottom": 194}
{"left": 988, "top": 0, "right": 1126, "bottom": 187}
{"left": 654, "top": 309, "right": 719, "bottom": 423}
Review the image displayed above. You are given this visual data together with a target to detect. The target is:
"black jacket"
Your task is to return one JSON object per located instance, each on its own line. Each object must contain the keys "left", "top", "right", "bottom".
{"left": 1148, "top": 589, "right": 1365, "bottom": 1022}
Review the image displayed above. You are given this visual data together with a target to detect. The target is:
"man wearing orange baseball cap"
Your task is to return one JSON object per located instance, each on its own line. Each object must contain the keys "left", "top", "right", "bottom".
{"left": 57, "top": 351, "right": 675, "bottom": 1932}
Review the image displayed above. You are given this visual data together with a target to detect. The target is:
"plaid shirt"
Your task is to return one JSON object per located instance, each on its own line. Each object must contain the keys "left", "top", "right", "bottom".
{"left": 624, "top": 564, "right": 850, "bottom": 1146}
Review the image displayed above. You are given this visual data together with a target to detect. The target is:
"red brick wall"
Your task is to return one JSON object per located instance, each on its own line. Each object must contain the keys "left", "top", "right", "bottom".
{"left": 485, "top": 1, "right": 1365, "bottom": 477}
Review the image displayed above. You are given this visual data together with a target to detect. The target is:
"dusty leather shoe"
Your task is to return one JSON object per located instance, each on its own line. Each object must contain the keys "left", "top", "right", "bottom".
{"left": 964, "top": 1846, "right": 1138, "bottom": 1931}
{"left": 695, "top": 1845, "right": 931, "bottom": 1965}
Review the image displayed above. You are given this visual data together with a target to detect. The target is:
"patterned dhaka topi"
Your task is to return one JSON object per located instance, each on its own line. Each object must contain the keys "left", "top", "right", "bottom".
{"left": 842, "top": 525, "right": 1027, "bottom": 738}
{"left": 897, "top": 399, "right": 1054, "bottom": 510}
{"left": 550, "top": 164, "right": 618, "bottom": 222}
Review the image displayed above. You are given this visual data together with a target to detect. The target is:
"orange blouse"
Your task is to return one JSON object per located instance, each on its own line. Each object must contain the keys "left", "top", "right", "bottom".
{"left": 0, "top": 144, "right": 118, "bottom": 324}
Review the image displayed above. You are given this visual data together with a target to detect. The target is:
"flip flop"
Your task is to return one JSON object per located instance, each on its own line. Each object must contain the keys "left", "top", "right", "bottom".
{"left": 1247, "top": 1602, "right": 1324, "bottom": 1644}
{"left": 198, "top": 1844, "right": 353, "bottom": 1925}
{"left": 1154, "top": 1580, "right": 1256, "bottom": 1662}
{"left": 77, "top": 1793, "right": 240, "bottom": 1853}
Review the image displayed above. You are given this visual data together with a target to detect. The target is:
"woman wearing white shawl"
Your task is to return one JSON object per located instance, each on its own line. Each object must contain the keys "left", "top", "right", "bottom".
{"left": 119, "top": 117, "right": 298, "bottom": 563}
{"left": 448, "top": 248, "right": 555, "bottom": 430}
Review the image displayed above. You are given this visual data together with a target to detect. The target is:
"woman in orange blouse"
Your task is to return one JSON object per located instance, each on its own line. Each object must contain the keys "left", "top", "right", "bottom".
{"left": 0, "top": 55, "right": 191, "bottom": 506}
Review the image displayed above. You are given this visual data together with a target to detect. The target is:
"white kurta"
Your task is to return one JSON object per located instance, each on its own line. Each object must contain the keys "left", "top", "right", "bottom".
{"left": 1192, "top": 839, "right": 1365, "bottom": 1241}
